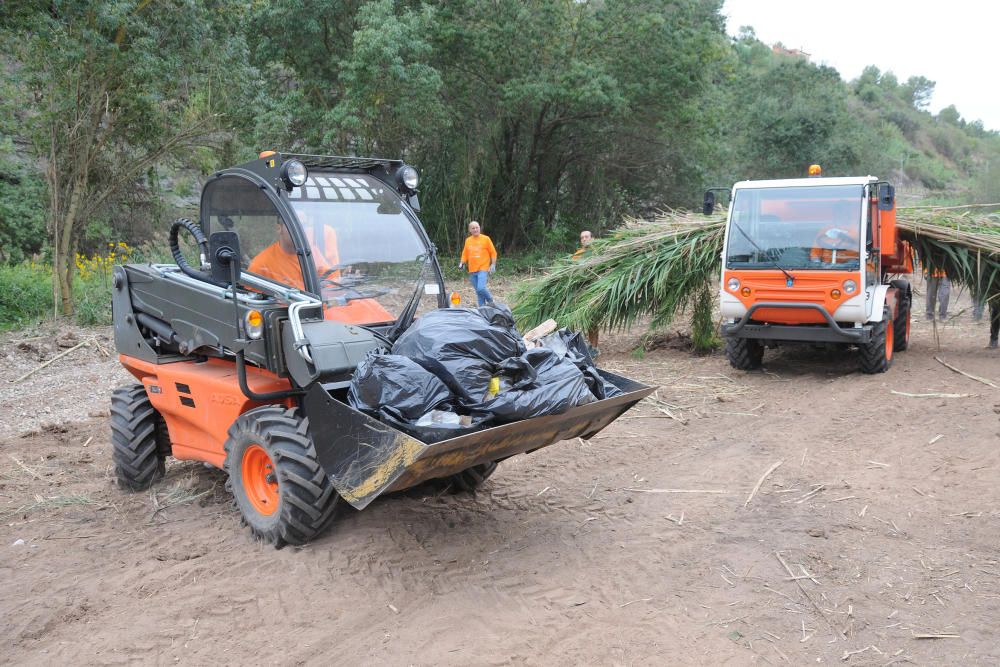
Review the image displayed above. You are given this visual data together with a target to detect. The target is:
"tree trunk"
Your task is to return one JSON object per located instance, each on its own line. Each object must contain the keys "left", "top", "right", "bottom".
{"left": 54, "top": 178, "right": 84, "bottom": 316}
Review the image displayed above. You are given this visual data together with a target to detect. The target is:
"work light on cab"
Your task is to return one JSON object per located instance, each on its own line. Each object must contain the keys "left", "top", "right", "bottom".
{"left": 281, "top": 159, "right": 308, "bottom": 189}
{"left": 808, "top": 164, "right": 822, "bottom": 177}
{"left": 399, "top": 165, "right": 419, "bottom": 191}
{"left": 450, "top": 291, "right": 461, "bottom": 306}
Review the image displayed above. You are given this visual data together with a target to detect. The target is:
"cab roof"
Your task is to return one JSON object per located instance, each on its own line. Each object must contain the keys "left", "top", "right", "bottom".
{"left": 733, "top": 176, "right": 878, "bottom": 190}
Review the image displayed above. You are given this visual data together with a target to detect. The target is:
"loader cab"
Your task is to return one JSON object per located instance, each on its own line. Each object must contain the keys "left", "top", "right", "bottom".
{"left": 200, "top": 153, "right": 448, "bottom": 330}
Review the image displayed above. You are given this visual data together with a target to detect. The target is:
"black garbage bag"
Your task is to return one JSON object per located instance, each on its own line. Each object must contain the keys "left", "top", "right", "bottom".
{"left": 538, "top": 328, "right": 623, "bottom": 400}
{"left": 391, "top": 305, "right": 526, "bottom": 403}
{"left": 477, "top": 302, "right": 517, "bottom": 328}
{"left": 347, "top": 352, "right": 453, "bottom": 422}
{"left": 469, "top": 348, "right": 595, "bottom": 424}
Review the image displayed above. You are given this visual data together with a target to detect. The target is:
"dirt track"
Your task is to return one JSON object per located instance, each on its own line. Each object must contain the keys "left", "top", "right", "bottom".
{"left": 2, "top": 290, "right": 999, "bottom": 665}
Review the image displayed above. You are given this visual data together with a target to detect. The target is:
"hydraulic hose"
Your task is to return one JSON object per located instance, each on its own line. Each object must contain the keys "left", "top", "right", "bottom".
{"left": 169, "top": 217, "right": 225, "bottom": 287}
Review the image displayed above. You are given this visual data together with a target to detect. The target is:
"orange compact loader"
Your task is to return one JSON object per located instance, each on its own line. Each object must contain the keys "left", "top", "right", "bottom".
{"left": 111, "top": 153, "right": 653, "bottom": 547}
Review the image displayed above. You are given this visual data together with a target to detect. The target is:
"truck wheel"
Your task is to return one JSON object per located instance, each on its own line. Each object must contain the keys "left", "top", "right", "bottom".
{"left": 110, "top": 384, "right": 167, "bottom": 491}
{"left": 224, "top": 406, "right": 338, "bottom": 548}
{"left": 725, "top": 337, "right": 764, "bottom": 370}
{"left": 859, "top": 305, "right": 894, "bottom": 374}
{"left": 450, "top": 462, "right": 498, "bottom": 492}
{"left": 890, "top": 280, "right": 911, "bottom": 352}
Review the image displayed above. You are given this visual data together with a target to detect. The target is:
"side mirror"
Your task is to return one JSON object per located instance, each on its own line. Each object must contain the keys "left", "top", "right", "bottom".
{"left": 702, "top": 190, "right": 716, "bottom": 216}
{"left": 210, "top": 230, "right": 242, "bottom": 285}
{"left": 878, "top": 183, "right": 895, "bottom": 211}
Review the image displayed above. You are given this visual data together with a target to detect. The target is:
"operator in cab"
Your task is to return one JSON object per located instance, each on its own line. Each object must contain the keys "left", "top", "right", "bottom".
{"left": 247, "top": 218, "right": 339, "bottom": 290}
{"left": 810, "top": 202, "right": 860, "bottom": 266}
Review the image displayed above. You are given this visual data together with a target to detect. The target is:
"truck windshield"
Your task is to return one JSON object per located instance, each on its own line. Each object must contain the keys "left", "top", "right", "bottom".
{"left": 288, "top": 173, "right": 432, "bottom": 325}
{"left": 726, "top": 184, "right": 864, "bottom": 271}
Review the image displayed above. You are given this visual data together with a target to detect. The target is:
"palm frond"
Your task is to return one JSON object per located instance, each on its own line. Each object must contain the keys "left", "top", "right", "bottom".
{"left": 512, "top": 204, "right": 1000, "bottom": 339}
{"left": 512, "top": 210, "right": 725, "bottom": 333}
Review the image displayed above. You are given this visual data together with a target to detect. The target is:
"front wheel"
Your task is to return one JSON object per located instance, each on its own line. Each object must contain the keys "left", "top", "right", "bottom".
{"left": 725, "top": 337, "right": 764, "bottom": 370}
{"left": 859, "top": 305, "right": 894, "bottom": 374}
{"left": 110, "top": 385, "right": 167, "bottom": 491}
{"left": 224, "top": 406, "right": 338, "bottom": 548}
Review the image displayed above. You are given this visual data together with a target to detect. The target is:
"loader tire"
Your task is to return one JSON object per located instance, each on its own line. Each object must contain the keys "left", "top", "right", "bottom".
{"left": 110, "top": 384, "right": 167, "bottom": 491}
{"left": 890, "top": 280, "right": 911, "bottom": 352}
{"left": 859, "top": 305, "right": 894, "bottom": 374}
{"left": 224, "top": 406, "right": 338, "bottom": 548}
{"left": 449, "top": 462, "right": 498, "bottom": 492}
{"left": 725, "top": 336, "right": 764, "bottom": 370}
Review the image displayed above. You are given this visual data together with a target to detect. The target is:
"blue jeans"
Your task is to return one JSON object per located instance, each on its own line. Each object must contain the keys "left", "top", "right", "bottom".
{"left": 469, "top": 270, "right": 493, "bottom": 306}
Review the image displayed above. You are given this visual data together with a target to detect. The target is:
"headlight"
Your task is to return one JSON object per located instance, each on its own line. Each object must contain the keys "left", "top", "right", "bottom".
{"left": 727, "top": 277, "right": 740, "bottom": 291}
{"left": 281, "top": 159, "right": 308, "bottom": 188}
{"left": 843, "top": 279, "right": 857, "bottom": 294}
{"left": 400, "top": 165, "right": 419, "bottom": 190}
{"left": 245, "top": 310, "right": 264, "bottom": 339}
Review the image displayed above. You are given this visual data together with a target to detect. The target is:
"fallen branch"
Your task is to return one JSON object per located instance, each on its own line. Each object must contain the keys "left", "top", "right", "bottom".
{"left": 10, "top": 340, "right": 89, "bottom": 383}
{"left": 775, "top": 551, "right": 845, "bottom": 639}
{"left": 744, "top": 460, "right": 783, "bottom": 508}
{"left": 10, "top": 456, "right": 44, "bottom": 480}
{"left": 911, "top": 632, "right": 960, "bottom": 639}
{"left": 934, "top": 356, "right": 998, "bottom": 388}
{"left": 891, "top": 390, "right": 970, "bottom": 399}
{"left": 623, "top": 488, "right": 729, "bottom": 494}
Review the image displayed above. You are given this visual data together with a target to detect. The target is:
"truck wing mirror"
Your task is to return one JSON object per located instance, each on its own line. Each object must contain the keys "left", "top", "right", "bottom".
{"left": 210, "top": 230, "right": 242, "bottom": 285}
{"left": 702, "top": 190, "right": 716, "bottom": 216}
{"left": 878, "top": 183, "right": 895, "bottom": 211}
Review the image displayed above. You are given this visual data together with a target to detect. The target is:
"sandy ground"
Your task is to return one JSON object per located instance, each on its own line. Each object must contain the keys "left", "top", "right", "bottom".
{"left": 1, "top": 285, "right": 998, "bottom": 666}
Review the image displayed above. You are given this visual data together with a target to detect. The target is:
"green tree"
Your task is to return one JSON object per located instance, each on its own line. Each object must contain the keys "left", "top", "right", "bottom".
{"left": 10, "top": 0, "right": 255, "bottom": 314}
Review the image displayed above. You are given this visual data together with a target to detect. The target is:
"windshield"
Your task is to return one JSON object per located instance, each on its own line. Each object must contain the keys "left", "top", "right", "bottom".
{"left": 726, "top": 184, "right": 864, "bottom": 271}
{"left": 288, "top": 173, "right": 433, "bottom": 325}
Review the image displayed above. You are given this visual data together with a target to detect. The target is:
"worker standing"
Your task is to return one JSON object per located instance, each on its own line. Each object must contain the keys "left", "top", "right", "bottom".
{"left": 459, "top": 220, "right": 497, "bottom": 306}
{"left": 925, "top": 268, "right": 950, "bottom": 321}
{"left": 571, "top": 230, "right": 600, "bottom": 348}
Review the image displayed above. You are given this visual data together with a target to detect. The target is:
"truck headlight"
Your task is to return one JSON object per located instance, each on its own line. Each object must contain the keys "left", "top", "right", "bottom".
{"left": 843, "top": 279, "right": 857, "bottom": 294}
{"left": 727, "top": 277, "right": 740, "bottom": 291}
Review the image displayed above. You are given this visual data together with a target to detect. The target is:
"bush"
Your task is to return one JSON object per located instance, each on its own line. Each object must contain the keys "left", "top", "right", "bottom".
{"left": 0, "top": 262, "right": 53, "bottom": 330}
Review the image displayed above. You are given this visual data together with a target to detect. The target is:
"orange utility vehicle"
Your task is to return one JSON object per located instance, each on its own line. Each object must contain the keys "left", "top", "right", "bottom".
{"left": 110, "top": 153, "right": 653, "bottom": 547}
{"left": 704, "top": 166, "right": 913, "bottom": 373}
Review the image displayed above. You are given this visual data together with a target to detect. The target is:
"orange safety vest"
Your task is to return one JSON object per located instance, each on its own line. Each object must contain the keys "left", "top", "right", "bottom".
{"left": 810, "top": 226, "right": 859, "bottom": 265}
{"left": 461, "top": 234, "right": 497, "bottom": 273}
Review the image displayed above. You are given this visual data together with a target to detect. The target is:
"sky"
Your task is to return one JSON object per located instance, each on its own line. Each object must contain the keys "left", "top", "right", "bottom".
{"left": 722, "top": 0, "right": 1000, "bottom": 131}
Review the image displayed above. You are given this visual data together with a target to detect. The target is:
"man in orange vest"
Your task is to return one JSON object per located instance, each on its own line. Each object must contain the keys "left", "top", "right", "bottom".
{"left": 810, "top": 225, "right": 859, "bottom": 265}
{"left": 459, "top": 220, "right": 497, "bottom": 306}
{"left": 572, "top": 230, "right": 593, "bottom": 261}
{"left": 571, "top": 230, "right": 599, "bottom": 348}
{"left": 248, "top": 219, "right": 338, "bottom": 290}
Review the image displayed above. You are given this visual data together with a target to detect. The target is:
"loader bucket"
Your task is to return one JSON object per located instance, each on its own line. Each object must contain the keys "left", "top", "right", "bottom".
{"left": 304, "top": 371, "right": 655, "bottom": 509}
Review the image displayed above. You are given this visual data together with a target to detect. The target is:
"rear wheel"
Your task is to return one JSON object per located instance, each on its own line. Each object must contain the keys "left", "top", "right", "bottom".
{"left": 449, "top": 462, "right": 498, "bottom": 492}
{"left": 110, "top": 384, "right": 167, "bottom": 491}
{"left": 725, "top": 337, "right": 764, "bottom": 370}
{"left": 224, "top": 406, "right": 338, "bottom": 548}
{"left": 859, "top": 305, "right": 894, "bottom": 374}
{"left": 890, "top": 281, "right": 911, "bottom": 352}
